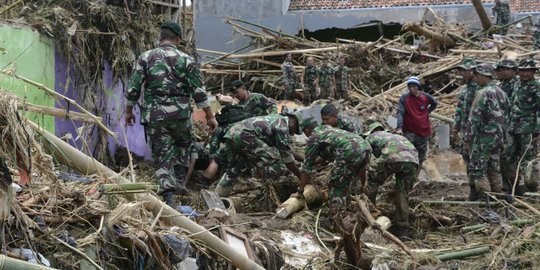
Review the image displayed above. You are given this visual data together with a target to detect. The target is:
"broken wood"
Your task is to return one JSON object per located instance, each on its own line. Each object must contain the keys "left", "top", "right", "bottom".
{"left": 275, "top": 184, "right": 322, "bottom": 219}
{"left": 355, "top": 196, "right": 414, "bottom": 257}
{"left": 17, "top": 102, "right": 103, "bottom": 124}
{"left": 403, "top": 22, "right": 456, "bottom": 47}
{"left": 25, "top": 120, "right": 265, "bottom": 270}
{"left": 0, "top": 254, "right": 57, "bottom": 270}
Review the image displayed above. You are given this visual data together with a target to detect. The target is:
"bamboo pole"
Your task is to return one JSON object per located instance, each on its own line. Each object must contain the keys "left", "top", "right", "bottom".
{"left": 449, "top": 49, "right": 499, "bottom": 55}
{"left": 436, "top": 246, "right": 491, "bottom": 261}
{"left": 0, "top": 254, "right": 57, "bottom": 270}
{"left": 17, "top": 102, "right": 102, "bottom": 124}
{"left": 25, "top": 121, "right": 265, "bottom": 270}
{"left": 225, "top": 47, "right": 340, "bottom": 59}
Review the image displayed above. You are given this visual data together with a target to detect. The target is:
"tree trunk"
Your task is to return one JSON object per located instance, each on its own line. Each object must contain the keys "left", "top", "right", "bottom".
{"left": 471, "top": 0, "right": 493, "bottom": 31}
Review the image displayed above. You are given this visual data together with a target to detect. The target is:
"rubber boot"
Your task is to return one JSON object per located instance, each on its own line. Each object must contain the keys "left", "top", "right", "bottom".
{"left": 215, "top": 185, "right": 233, "bottom": 197}
{"left": 162, "top": 191, "right": 175, "bottom": 207}
{"left": 468, "top": 185, "right": 480, "bottom": 201}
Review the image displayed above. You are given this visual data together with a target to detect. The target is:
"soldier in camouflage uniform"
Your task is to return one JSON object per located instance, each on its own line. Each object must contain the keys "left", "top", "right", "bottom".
{"left": 302, "top": 56, "right": 319, "bottom": 105}
{"left": 334, "top": 57, "right": 351, "bottom": 100}
{"left": 451, "top": 58, "right": 479, "bottom": 199}
{"left": 318, "top": 58, "right": 335, "bottom": 99}
{"left": 282, "top": 53, "right": 298, "bottom": 100}
{"left": 495, "top": 59, "right": 519, "bottom": 99}
{"left": 125, "top": 22, "right": 218, "bottom": 206}
{"left": 363, "top": 122, "right": 419, "bottom": 238}
{"left": 463, "top": 64, "right": 509, "bottom": 199}
{"left": 215, "top": 114, "right": 302, "bottom": 196}
{"left": 320, "top": 103, "right": 363, "bottom": 134}
{"left": 293, "top": 118, "right": 371, "bottom": 206}
{"left": 533, "top": 17, "right": 540, "bottom": 50}
{"left": 492, "top": 0, "right": 510, "bottom": 35}
{"left": 502, "top": 59, "right": 540, "bottom": 193}
{"left": 205, "top": 80, "right": 278, "bottom": 182}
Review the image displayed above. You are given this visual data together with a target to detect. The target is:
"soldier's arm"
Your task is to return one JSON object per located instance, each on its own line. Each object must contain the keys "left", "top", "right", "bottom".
{"left": 184, "top": 58, "right": 217, "bottom": 131}
{"left": 396, "top": 94, "right": 407, "bottom": 132}
{"left": 453, "top": 88, "right": 467, "bottom": 130}
{"left": 262, "top": 96, "right": 278, "bottom": 114}
{"left": 125, "top": 54, "right": 146, "bottom": 125}
{"left": 464, "top": 94, "right": 485, "bottom": 144}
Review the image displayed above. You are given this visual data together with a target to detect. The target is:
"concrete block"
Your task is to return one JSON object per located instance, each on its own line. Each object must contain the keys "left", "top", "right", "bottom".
{"left": 438, "top": 124, "right": 450, "bottom": 150}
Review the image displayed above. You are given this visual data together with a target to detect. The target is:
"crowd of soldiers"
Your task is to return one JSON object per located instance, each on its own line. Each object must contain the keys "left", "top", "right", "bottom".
{"left": 282, "top": 53, "right": 351, "bottom": 105}
{"left": 124, "top": 21, "right": 540, "bottom": 241}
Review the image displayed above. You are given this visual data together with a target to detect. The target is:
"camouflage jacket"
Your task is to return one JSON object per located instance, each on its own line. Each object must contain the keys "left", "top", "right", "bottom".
{"left": 492, "top": 0, "right": 510, "bottom": 25}
{"left": 366, "top": 131, "right": 419, "bottom": 165}
{"left": 464, "top": 81, "right": 509, "bottom": 147}
{"left": 126, "top": 44, "right": 209, "bottom": 124}
{"left": 454, "top": 80, "right": 480, "bottom": 134}
{"left": 304, "top": 65, "right": 319, "bottom": 86}
{"left": 224, "top": 115, "right": 295, "bottom": 163}
{"left": 498, "top": 76, "right": 519, "bottom": 100}
{"left": 302, "top": 125, "right": 371, "bottom": 174}
{"left": 318, "top": 65, "right": 334, "bottom": 87}
{"left": 337, "top": 114, "right": 363, "bottom": 134}
{"left": 210, "top": 93, "right": 277, "bottom": 155}
{"left": 334, "top": 65, "right": 350, "bottom": 88}
{"left": 533, "top": 23, "right": 540, "bottom": 50}
{"left": 508, "top": 79, "right": 540, "bottom": 134}
{"left": 282, "top": 61, "right": 297, "bottom": 85}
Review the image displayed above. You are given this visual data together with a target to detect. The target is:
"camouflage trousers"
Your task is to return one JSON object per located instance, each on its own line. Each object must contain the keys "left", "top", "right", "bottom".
{"left": 319, "top": 84, "right": 334, "bottom": 100}
{"left": 365, "top": 162, "right": 418, "bottom": 227}
{"left": 217, "top": 133, "right": 289, "bottom": 188}
{"left": 335, "top": 84, "right": 349, "bottom": 100}
{"left": 283, "top": 82, "right": 295, "bottom": 100}
{"left": 146, "top": 120, "right": 195, "bottom": 194}
{"left": 303, "top": 83, "right": 318, "bottom": 105}
{"left": 459, "top": 144, "right": 474, "bottom": 186}
{"left": 501, "top": 133, "right": 539, "bottom": 190}
{"left": 326, "top": 150, "right": 370, "bottom": 206}
{"left": 468, "top": 142, "right": 503, "bottom": 195}
{"left": 404, "top": 131, "right": 429, "bottom": 162}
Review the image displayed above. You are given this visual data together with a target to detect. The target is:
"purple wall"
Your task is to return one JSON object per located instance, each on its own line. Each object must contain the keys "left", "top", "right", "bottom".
{"left": 54, "top": 49, "right": 151, "bottom": 160}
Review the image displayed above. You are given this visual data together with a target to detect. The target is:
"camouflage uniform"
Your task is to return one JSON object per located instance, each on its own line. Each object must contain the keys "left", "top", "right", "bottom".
{"left": 126, "top": 44, "right": 209, "bottom": 193}
{"left": 498, "top": 76, "right": 519, "bottom": 99}
{"left": 282, "top": 60, "right": 297, "bottom": 100}
{"left": 303, "top": 65, "right": 319, "bottom": 105}
{"left": 334, "top": 65, "right": 350, "bottom": 100}
{"left": 464, "top": 80, "right": 509, "bottom": 195}
{"left": 318, "top": 64, "right": 334, "bottom": 99}
{"left": 303, "top": 125, "right": 371, "bottom": 205}
{"left": 337, "top": 114, "right": 363, "bottom": 134}
{"left": 492, "top": 0, "right": 510, "bottom": 34}
{"left": 534, "top": 20, "right": 540, "bottom": 50}
{"left": 364, "top": 130, "right": 419, "bottom": 227}
{"left": 217, "top": 115, "right": 295, "bottom": 189}
{"left": 503, "top": 72, "right": 540, "bottom": 191}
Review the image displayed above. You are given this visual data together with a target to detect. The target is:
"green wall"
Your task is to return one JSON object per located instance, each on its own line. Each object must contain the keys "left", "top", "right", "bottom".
{"left": 0, "top": 23, "right": 55, "bottom": 132}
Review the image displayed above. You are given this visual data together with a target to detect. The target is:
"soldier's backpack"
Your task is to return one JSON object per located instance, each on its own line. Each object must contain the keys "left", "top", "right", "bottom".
{"left": 215, "top": 104, "right": 252, "bottom": 126}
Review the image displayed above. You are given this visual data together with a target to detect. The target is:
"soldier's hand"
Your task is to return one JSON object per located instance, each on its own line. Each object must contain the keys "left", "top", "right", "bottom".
{"left": 207, "top": 117, "right": 218, "bottom": 133}
{"left": 125, "top": 112, "right": 136, "bottom": 126}
{"left": 394, "top": 128, "right": 403, "bottom": 135}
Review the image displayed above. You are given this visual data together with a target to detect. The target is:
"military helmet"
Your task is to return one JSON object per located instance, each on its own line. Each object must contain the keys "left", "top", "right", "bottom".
{"left": 495, "top": 59, "right": 518, "bottom": 70}
{"left": 160, "top": 21, "right": 182, "bottom": 37}
{"left": 518, "top": 59, "right": 538, "bottom": 70}
{"left": 475, "top": 63, "right": 496, "bottom": 78}
{"left": 363, "top": 122, "right": 385, "bottom": 136}
{"left": 458, "top": 58, "right": 477, "bottom": 70}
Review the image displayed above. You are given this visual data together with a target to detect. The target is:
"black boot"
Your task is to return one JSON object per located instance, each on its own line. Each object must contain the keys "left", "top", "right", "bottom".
{"left": 390, "top": 226, "right": 410, "bottom": 241}
{"left": 162, "top": 191, "right": 175, "bottom": 207}
{"left": 468, "top": 185, "right": 480, "bottom": 201}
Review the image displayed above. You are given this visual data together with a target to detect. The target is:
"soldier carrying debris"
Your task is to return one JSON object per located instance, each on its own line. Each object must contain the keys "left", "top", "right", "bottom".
{"left": 320, "top": 103, "right": 362, "bottom": 134}
{"left": 281, "top": 53, "right": 298, "bottom": 100}
{"left": 318, "top": 57, "right": 335, "bottom": 99}
{"left": 124, "top": 22, "right": 218, "bottom": 206}
{"left": 334, "top": 57, "right": 351, "bottom": 101}
{"left": 214, "top": 114, "right": 303, "bottom": 197}
{"left": 502, "top": 59, "right": 540, "bottom": 194}
{"left": 204, "top": 80, "right": 277, "bottom": 183}
{"left": 302, "top": 56, "right": 319, "bottom": 105}
{"left": 492, "top": 0, "right": 510, "bottom": 35}
{"left": 292, "top": 117, "right": 371, "bottom": 207}
{"left": 363, "top": 122, "right": 419, "bottom": 239}
{"left": 463, "top": 64, "right": 508, "bottom": 200}
{"left": 495, "top": 59, "right": 519, "bottom": 99}
{"left": 452, "top": 58, "right": 479, "bottom": 200}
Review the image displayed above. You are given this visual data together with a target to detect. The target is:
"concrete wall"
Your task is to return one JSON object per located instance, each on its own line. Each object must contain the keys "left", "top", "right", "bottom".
{"left": 194, "top": 1, "right": 496, "bottom": 53}
{"left": 0, "top": 22, "right": 56, "bottom": 132}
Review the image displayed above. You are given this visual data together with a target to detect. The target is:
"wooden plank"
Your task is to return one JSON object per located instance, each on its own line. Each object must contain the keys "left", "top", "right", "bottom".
{"left": 150, "top": 0, "right": 180, "bottom": 8}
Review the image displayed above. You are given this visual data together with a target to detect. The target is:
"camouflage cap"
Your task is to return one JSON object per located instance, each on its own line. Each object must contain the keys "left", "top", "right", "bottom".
{"left": 161, "top": 22, "right": 182, "bottom": 37}
{"left": 363, "top": 122, "right": 385, "bottom": 136}
{"left": 518, "top": 59, "right": 538, "bottom": 70}
{"left": 475, "top": 63, "right": 495, "bottom": 78}
{"left": 230, "top": 80, "right": 244, "bottom": 92}
{"left": 458, "top": 58, "right": 477, "bottom": 70}
{"left": 300, "top": 116, "right": 319, "bottom": 132}
{"left": 495, "top": 59, "right": 518, "bottom": 69}
{"left": 283, "top": 111, "right": 304, "bottom": 135}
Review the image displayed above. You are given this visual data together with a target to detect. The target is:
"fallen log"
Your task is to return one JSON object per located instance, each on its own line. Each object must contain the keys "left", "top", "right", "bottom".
{"left": 471, "top": 0, "right": 492, "bottom": 31}
{"left": 25, "top": 121, "right": 265, "bottom": 270}
{"left": 403, "top": 22, "right": 456, "bottom": 47}
{"left": 275, "top": 184, "right": 323, "bottom": 219}
{"left": 17, "top": 102, "right": 102, "bottom": 124}
{"left": 435, "top": 246, "right": 491, "bottom": 261}
{"left": 0, "top": 254, "right": 57, "bottom": 270}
